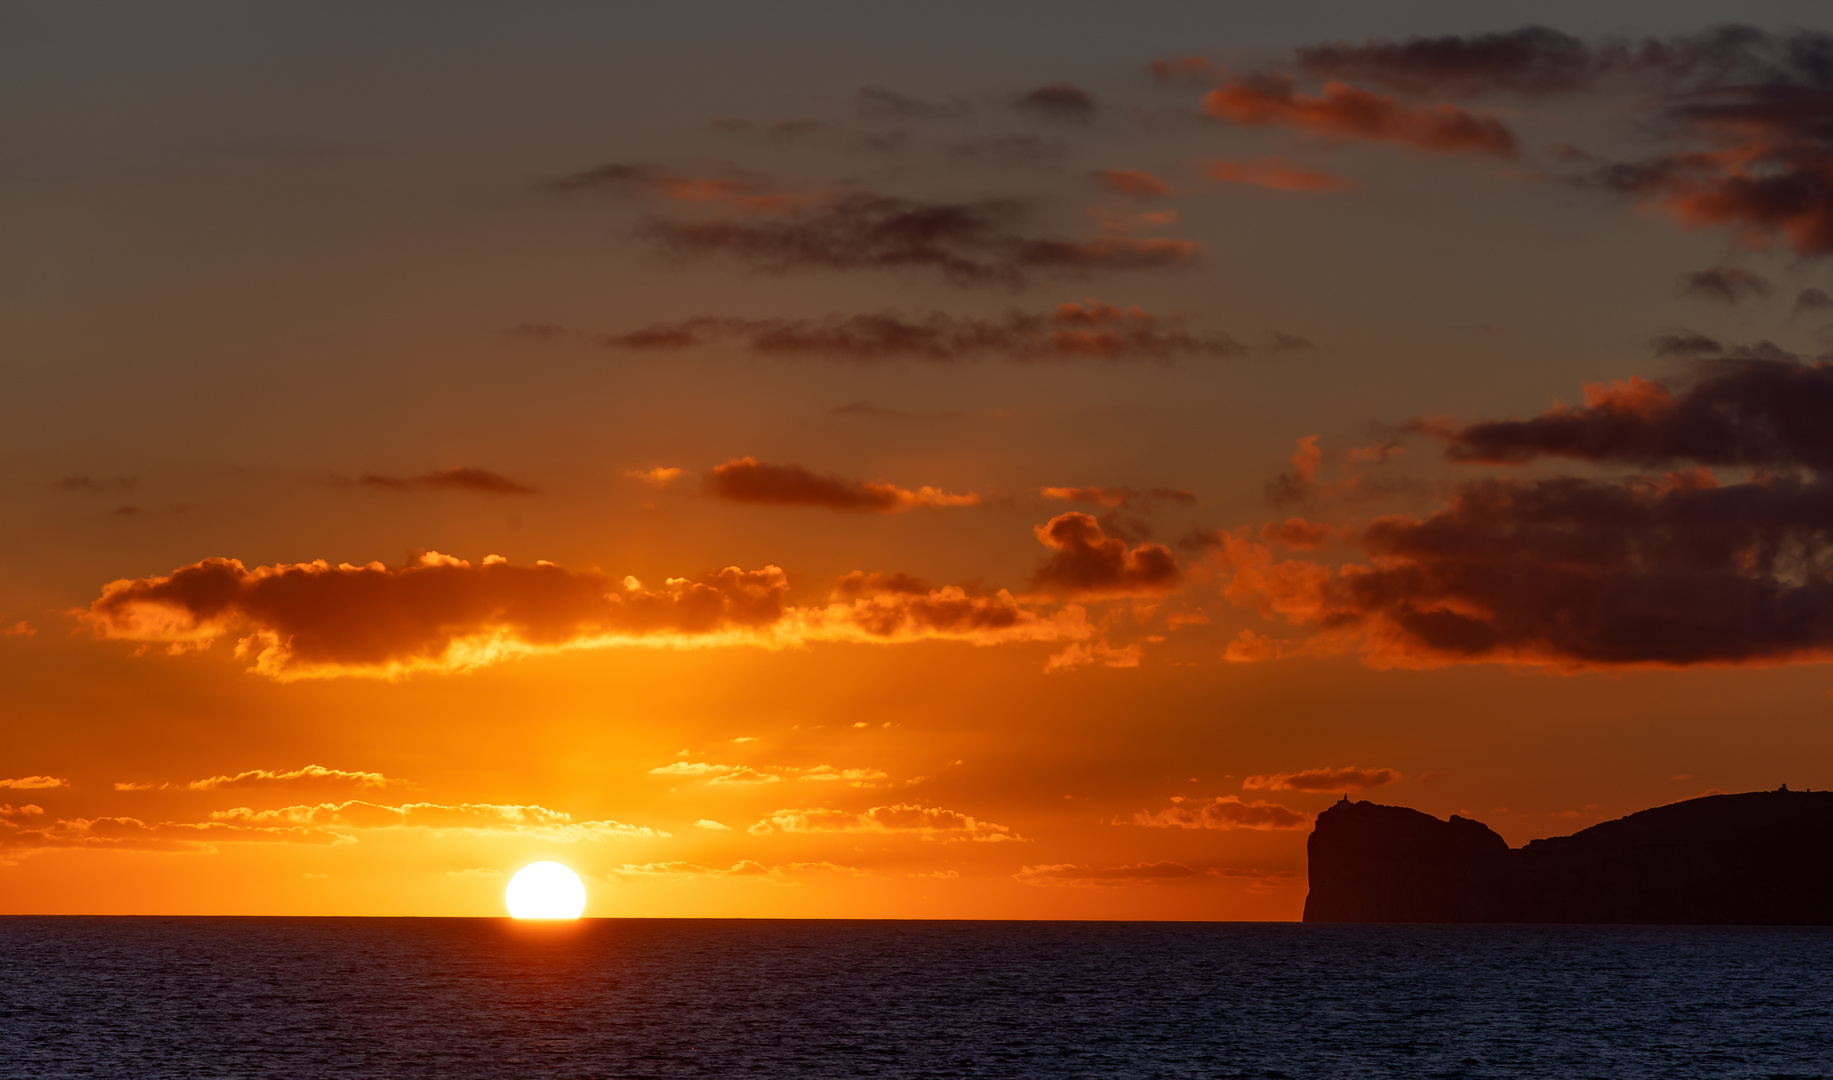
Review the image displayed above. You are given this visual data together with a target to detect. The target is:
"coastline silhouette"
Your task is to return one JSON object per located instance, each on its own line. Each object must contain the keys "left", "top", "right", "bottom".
{"left": 1305, "top": 789, "right": 1833, "bottom": 924}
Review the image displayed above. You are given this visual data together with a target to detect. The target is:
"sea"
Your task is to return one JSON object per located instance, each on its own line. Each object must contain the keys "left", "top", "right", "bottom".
{"left": 2, "top": 918, "right": 1829, "bottom": 1079}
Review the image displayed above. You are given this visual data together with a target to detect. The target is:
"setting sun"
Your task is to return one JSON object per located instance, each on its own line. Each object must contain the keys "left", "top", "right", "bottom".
{"left": 505, "top": 861, "right": 587, "bottom": 919}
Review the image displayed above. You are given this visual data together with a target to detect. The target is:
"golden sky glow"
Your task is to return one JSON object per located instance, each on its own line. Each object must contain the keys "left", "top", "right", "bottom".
{"left": 4, "top": 3, "right": 1832, "bottom": 917}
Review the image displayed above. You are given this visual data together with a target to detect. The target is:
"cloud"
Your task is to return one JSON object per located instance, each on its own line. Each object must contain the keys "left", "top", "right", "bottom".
{"left": 1132, "top": 795, "right": 1309, "bottom": 830}
{"left": 211, "top": 800, "right": 664, "bottom": 841}
{"left": 858, "top": 85, "right": 968, "bottom": 120}
{"left": 1202, "top": 156, "right": 1356, "bottom": 192}
{"left": 1582, "top": 29, "right": 1833, "bottom": 256}
{"left": 649, "top": 762, "right": 782, "bottom": 786}
{"left": 1797, "top": 288, "right": 1833, "bottom": 315}
{"left": 1043, "top": 640, "right": 1143, "bottom": 671}
{"left": 0, "top": 777, "right": 67, "bottom": 790}
{"left": 708, "top": 458, "right": 981, "bottom": 512}
{"left": 1678, "top": 266, "right": 1772, "bottom": 303}
{"left": 1219, "top": 351, "right": 1833, "bottom": 668}
{"left": 748, "top": 802, "right": 1015, "bottom": 841}
{"left": 1202, "top": 76, "right": 1518, "bottom": 157}
{"left": 1098, "top": 170, "right": 1174, "bottom": 197}
{"left": 1264, "top": 435, "right": 1323, "bottom": 507}
{"left": 1040, "top": 485, "right": 1196, "bottom": 509}
{"left": 1294, "top": 26, "right": 1601, "bottom": 97}
{"left": 1016, "top": 862, "right": 1299, "bottom": 887}
{"left": 610, "top": 859, "right": 864, "bottom": 878}
{"left": 82, "top": 552, "right": 792, "bottom": 679}
{"left": 356, "top": 468, "right": 534, "bottom": 495}
{"left": 1014, "top": 861, "right": 1204, "bottom": 886}
{"left": 84, "top": 549, "right": 1094, "bottom": 679}
{"left": 0, "top": 806, "right": 339, "bottom": 852}
{"left": 1148, "top": 56, "right": 1217, "bottom": 86}
{"left": 1016, "top": 82, "right": 1096, "bottom": 124}
{"left": 1242, "top": 766, "right": 1400, "bottom": 792}
{"left": 600, "top": 300, "right": 1243, "bottom": 364}
{"left": 1029, "top": 512, "right": 1182, "bottom": 597}
{"left": 695, "top": 819, "right": 731, "bottom": 830}
{"left": 645, "top": 193, "right": 1198, "bottom": 287}
{"left": 625, "top": 466, "right": 685, "bottom": 489}
{"left": 1260, "top": 517, "right": 1335, "bottom": 549}
{"left": 4, "top": 621, "right": 36, "bottom": 638}
{"left": 186, "top": 766, "right": 396, "bottom": 792}
{"left": 551, "top": 163, "right": 801, "bottom": 211}
{"left": 1651, "top": 332, "right": 1725, "bottom": 358}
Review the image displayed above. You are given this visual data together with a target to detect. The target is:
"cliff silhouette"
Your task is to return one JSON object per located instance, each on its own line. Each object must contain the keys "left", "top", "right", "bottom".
{"left": 1303, "top": 789, "right": 1833, "bottom": 924}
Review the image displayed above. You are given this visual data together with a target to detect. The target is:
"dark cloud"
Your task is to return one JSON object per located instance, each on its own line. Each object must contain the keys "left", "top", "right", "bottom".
{"left": 1796, "top": 288, "right": 1833, "bottom": 315}
{"left": 84, "top": 554, "right": 790, "bottom": 678}
{"left": 707, "top": 458, "right": 981, "bottom": 512}
{"left": 1435, "top": 355, "right": 1833, "bottom": 470}
{"left": 1296, "top": 26, "right": 1600, "bottom": 97}
{"left": 857, "top": 86, "right": 969, "bottom": 120}
{"left": 1650, "top": 331, "right": 1725, "bottom": 358}
{"left": 1677, "top": 266, "right": 1773, "bottom": 304}
{"left": 1221, "top": 351, "right": 1833, "bottom": 668}
{"left": 646, "top": 193, "right": 1198, "bottom": 287}
{"left": 600, "top": 301, "right": 1242, "bottom": 363}
{"left": 1294, "top": 24, "right": 1833, "bottom": 99}
{"left": 1203, "top": 75, "right": 1518, "bottom": 157}
{"left": 1016, "top": 82, "right": 1097, "bottom": 124}
{"left": 1029, "top": 512, "right": 1181, "bottom": 597}
{"left": 356, "top": 468, "right": 535, "bottom": 495}
{"left": 1133, "top": 795, "right": 1310, "bottom": 830}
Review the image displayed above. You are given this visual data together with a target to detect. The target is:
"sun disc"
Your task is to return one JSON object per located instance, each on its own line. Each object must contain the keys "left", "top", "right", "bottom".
{"left": 505, "top": 860, "right": 587, "bottom": 919}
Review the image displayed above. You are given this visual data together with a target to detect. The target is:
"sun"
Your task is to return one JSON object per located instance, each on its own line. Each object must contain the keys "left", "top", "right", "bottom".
{"left": 505, "top": 860, "right": 587, "bottom": 919}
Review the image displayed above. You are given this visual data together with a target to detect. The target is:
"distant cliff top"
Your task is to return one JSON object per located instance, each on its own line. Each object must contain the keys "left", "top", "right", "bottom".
{"left": 1305, "top": 789, "right": 1833, "bottom": 924}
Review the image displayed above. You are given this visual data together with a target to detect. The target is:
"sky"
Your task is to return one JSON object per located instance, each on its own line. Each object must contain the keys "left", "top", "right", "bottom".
{"left": 4, "top": 0, "right": 1833, "bottom": 917}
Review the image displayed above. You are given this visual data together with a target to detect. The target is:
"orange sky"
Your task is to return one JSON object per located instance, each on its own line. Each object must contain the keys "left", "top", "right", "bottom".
{"left": 4, "top": 3, "right": 1832, "bottom": 917}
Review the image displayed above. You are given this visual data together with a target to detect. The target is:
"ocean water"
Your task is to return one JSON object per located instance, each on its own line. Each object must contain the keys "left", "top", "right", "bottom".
{"left": 2, "top": 919, "right": 1829, "bottom": 1079}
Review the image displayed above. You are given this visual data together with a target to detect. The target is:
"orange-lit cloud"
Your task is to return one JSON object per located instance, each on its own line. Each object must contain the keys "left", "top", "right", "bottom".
{"left": 1015, "top": 862, "right": 1298, "bottom": 886}
{"left": 625, "top": 466, "right": 686, "bottom": 488}
{"left": 1030, "top": 512, "right": 1181, "bottom": 597}
{"left": 1132, "top": 795, "right": 1309, "bottom": 830}
{"left": 1259, "top": 517, "right": 1334, "bottom": 549}
{"left": 1041, "top": 485, "right": 1196, "bottom": 510}
{"left": 1220, "top": 351, "right": 1833, "bottom": 669}
{"left": 601, "top": 301, "right": 1243, "bottom": 363}
{"left": 1202, "top": 156, "right": 1355, "bottom": 192}
{"left": 355, "top": 467, "right": 534, "bottom": 495}
{"left": 748, "top": 802, "right": 1015, "bottom": 841}
{"left": 1, "top": 806, "right": 336, "bottom": 851}
{"left": 0, "top": 777, "right": 67, "bottom": 790}
{"left": 210, "top": 800, "right": 666, "bottom": 841}
{"left": 1098, "top": 169, "right": 1174, "bottom": 197}
{"left": 1015, "top": 861, "right": 1204, "bottom": 886}
{"left": 187, "top": 766, "right": 397, "bottom": 792}
{"left": 1202, "top": 76, "right": 1518, "bottom": 157}
{"left": 83, "top": 547, "right": 1096, "bottom": 680}
{"left": 650, "top": 762, "right": 783, "bottom": 785}
{"left": 1242, "top": 766, "right": 1400, "bottom": 792}
{"left": 708, "top": 457, "right": 981, "bottom": 512}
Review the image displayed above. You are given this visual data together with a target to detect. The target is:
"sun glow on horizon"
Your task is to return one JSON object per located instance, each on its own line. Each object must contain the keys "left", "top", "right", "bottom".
{"left": 505, "top": 861, "right": 587, "bottom": 919}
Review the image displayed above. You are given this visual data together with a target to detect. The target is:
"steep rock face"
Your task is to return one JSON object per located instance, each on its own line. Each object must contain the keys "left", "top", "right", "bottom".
{"left": 1302, "top": 801, "right": 1509, "bottom": 922}
{"left": 1304, "top": 790, "right": 1833, "bottom": 924}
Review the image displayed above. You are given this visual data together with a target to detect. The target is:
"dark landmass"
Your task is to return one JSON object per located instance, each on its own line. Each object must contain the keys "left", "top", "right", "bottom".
{"left": 1304, "top": 789, "right": 1833, "bottom": 924}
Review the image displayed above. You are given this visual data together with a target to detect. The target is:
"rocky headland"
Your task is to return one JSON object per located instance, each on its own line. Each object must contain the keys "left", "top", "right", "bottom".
{"left": 1303, "top": 789, "right": 1833, "bottom": 923}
